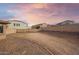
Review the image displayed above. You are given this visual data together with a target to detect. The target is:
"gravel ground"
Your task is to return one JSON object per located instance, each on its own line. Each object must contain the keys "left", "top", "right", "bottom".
{"left": 0, "top": 32, "right": 79, "bottom": 55}
{"left": 0, "top": 35, "right": 50, "bottom": 55}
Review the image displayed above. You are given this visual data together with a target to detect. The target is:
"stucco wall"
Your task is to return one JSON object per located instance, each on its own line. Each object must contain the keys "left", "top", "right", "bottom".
{"left": 0, "top": 24, "right": 6, "bottom": 40}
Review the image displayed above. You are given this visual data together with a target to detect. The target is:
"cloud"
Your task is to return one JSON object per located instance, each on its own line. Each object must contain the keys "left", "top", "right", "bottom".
{"left": 9, "top": 3, "right": 79, "bottom": 25}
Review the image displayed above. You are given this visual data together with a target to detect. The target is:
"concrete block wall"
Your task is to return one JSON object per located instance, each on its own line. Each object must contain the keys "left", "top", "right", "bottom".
{"left": 16, "top": 29, "right": 40, "bottom": 33}
{"left": 0, "top": 33, "right": 6, "bottom": 40}
{"left": 6, "top": 28, "right": 16, "bottom": 34}
{"left": 43, "top": 24, "right": 79, "bottom": 32}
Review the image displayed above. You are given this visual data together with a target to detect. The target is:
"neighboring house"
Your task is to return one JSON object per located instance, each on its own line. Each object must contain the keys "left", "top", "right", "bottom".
{"left": 8, "top": 20, "right": 28, "bottom": 29}
{"left": 32, "top": 23, "right": 48, "bottom": 29}
{"left": 0, "top": 20, "right": 10, "bottom": 39}
{"left": 56, "top": 20, "right": 75, "bottom": 26}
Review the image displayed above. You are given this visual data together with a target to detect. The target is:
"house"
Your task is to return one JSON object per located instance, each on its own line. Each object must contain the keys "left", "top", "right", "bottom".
{"left": 32, "top": 23, "right": 49, "bottom": 29}
{"left": 8, "top": 20, "right": 28, "bottom": 29}
{"left": 56, "top": 20, "right": 75, "bottom": 26}
{"left": 0, "top": 20, "right": 10, "bottom": 39}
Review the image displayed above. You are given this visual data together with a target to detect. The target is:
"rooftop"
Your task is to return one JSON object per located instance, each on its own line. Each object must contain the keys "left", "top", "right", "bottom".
{"left": 9, "top": 20, "right": 28, "bottom": 24}
{"left": 0, "top": 20, "right": 10, "bottom": 24}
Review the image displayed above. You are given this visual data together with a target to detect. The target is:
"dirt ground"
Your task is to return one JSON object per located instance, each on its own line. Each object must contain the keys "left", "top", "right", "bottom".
{"left": 0, "top": 31, "right": 79, "bottom": 55}
{"left": 0, "top": 35, "right": 50, "bottom": 55}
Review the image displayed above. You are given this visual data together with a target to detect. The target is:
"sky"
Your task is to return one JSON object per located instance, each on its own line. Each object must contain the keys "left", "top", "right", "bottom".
{"left": 0, "top": 3, "right": 79, "bottom": 25}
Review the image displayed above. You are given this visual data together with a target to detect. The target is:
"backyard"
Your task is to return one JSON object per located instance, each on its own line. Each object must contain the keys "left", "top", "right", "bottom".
{"left": 0, "top": 31, "right": 79, "bottom": 55}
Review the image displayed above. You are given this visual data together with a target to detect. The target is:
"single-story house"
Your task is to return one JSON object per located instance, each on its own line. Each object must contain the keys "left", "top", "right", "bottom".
{"left": 32, "top": 23, "right": 48, "bottom": 29}
{"left": 56, "top": 20, "right": 75, "bottom": 26}
{"left": 8, "top": 20, "right": 28, "bottom": 29}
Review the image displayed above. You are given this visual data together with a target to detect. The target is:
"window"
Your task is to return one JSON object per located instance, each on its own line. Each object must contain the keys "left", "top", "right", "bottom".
{"left": 13, "top": 23, "right": 20, "bottom": 27}
{"left": 14, "top": 23, "right": 16, "bottom": 26}
{"left": 17, "top": 24, "right": 20, "bottom": 26}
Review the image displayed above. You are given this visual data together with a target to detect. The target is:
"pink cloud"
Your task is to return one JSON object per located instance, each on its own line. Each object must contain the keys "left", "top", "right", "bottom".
{"left": 9, "top": 3, "right": 79, "bottom": 25}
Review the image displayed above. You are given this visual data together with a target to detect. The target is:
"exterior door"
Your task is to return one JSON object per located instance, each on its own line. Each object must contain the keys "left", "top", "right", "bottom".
{"left": 0, "top": 26, "right": 3, "bottom": 33}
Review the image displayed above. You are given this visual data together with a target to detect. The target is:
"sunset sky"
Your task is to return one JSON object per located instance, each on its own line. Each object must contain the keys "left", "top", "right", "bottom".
{"left": 0, "top": 3, "right": 79, "bottom": 25}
